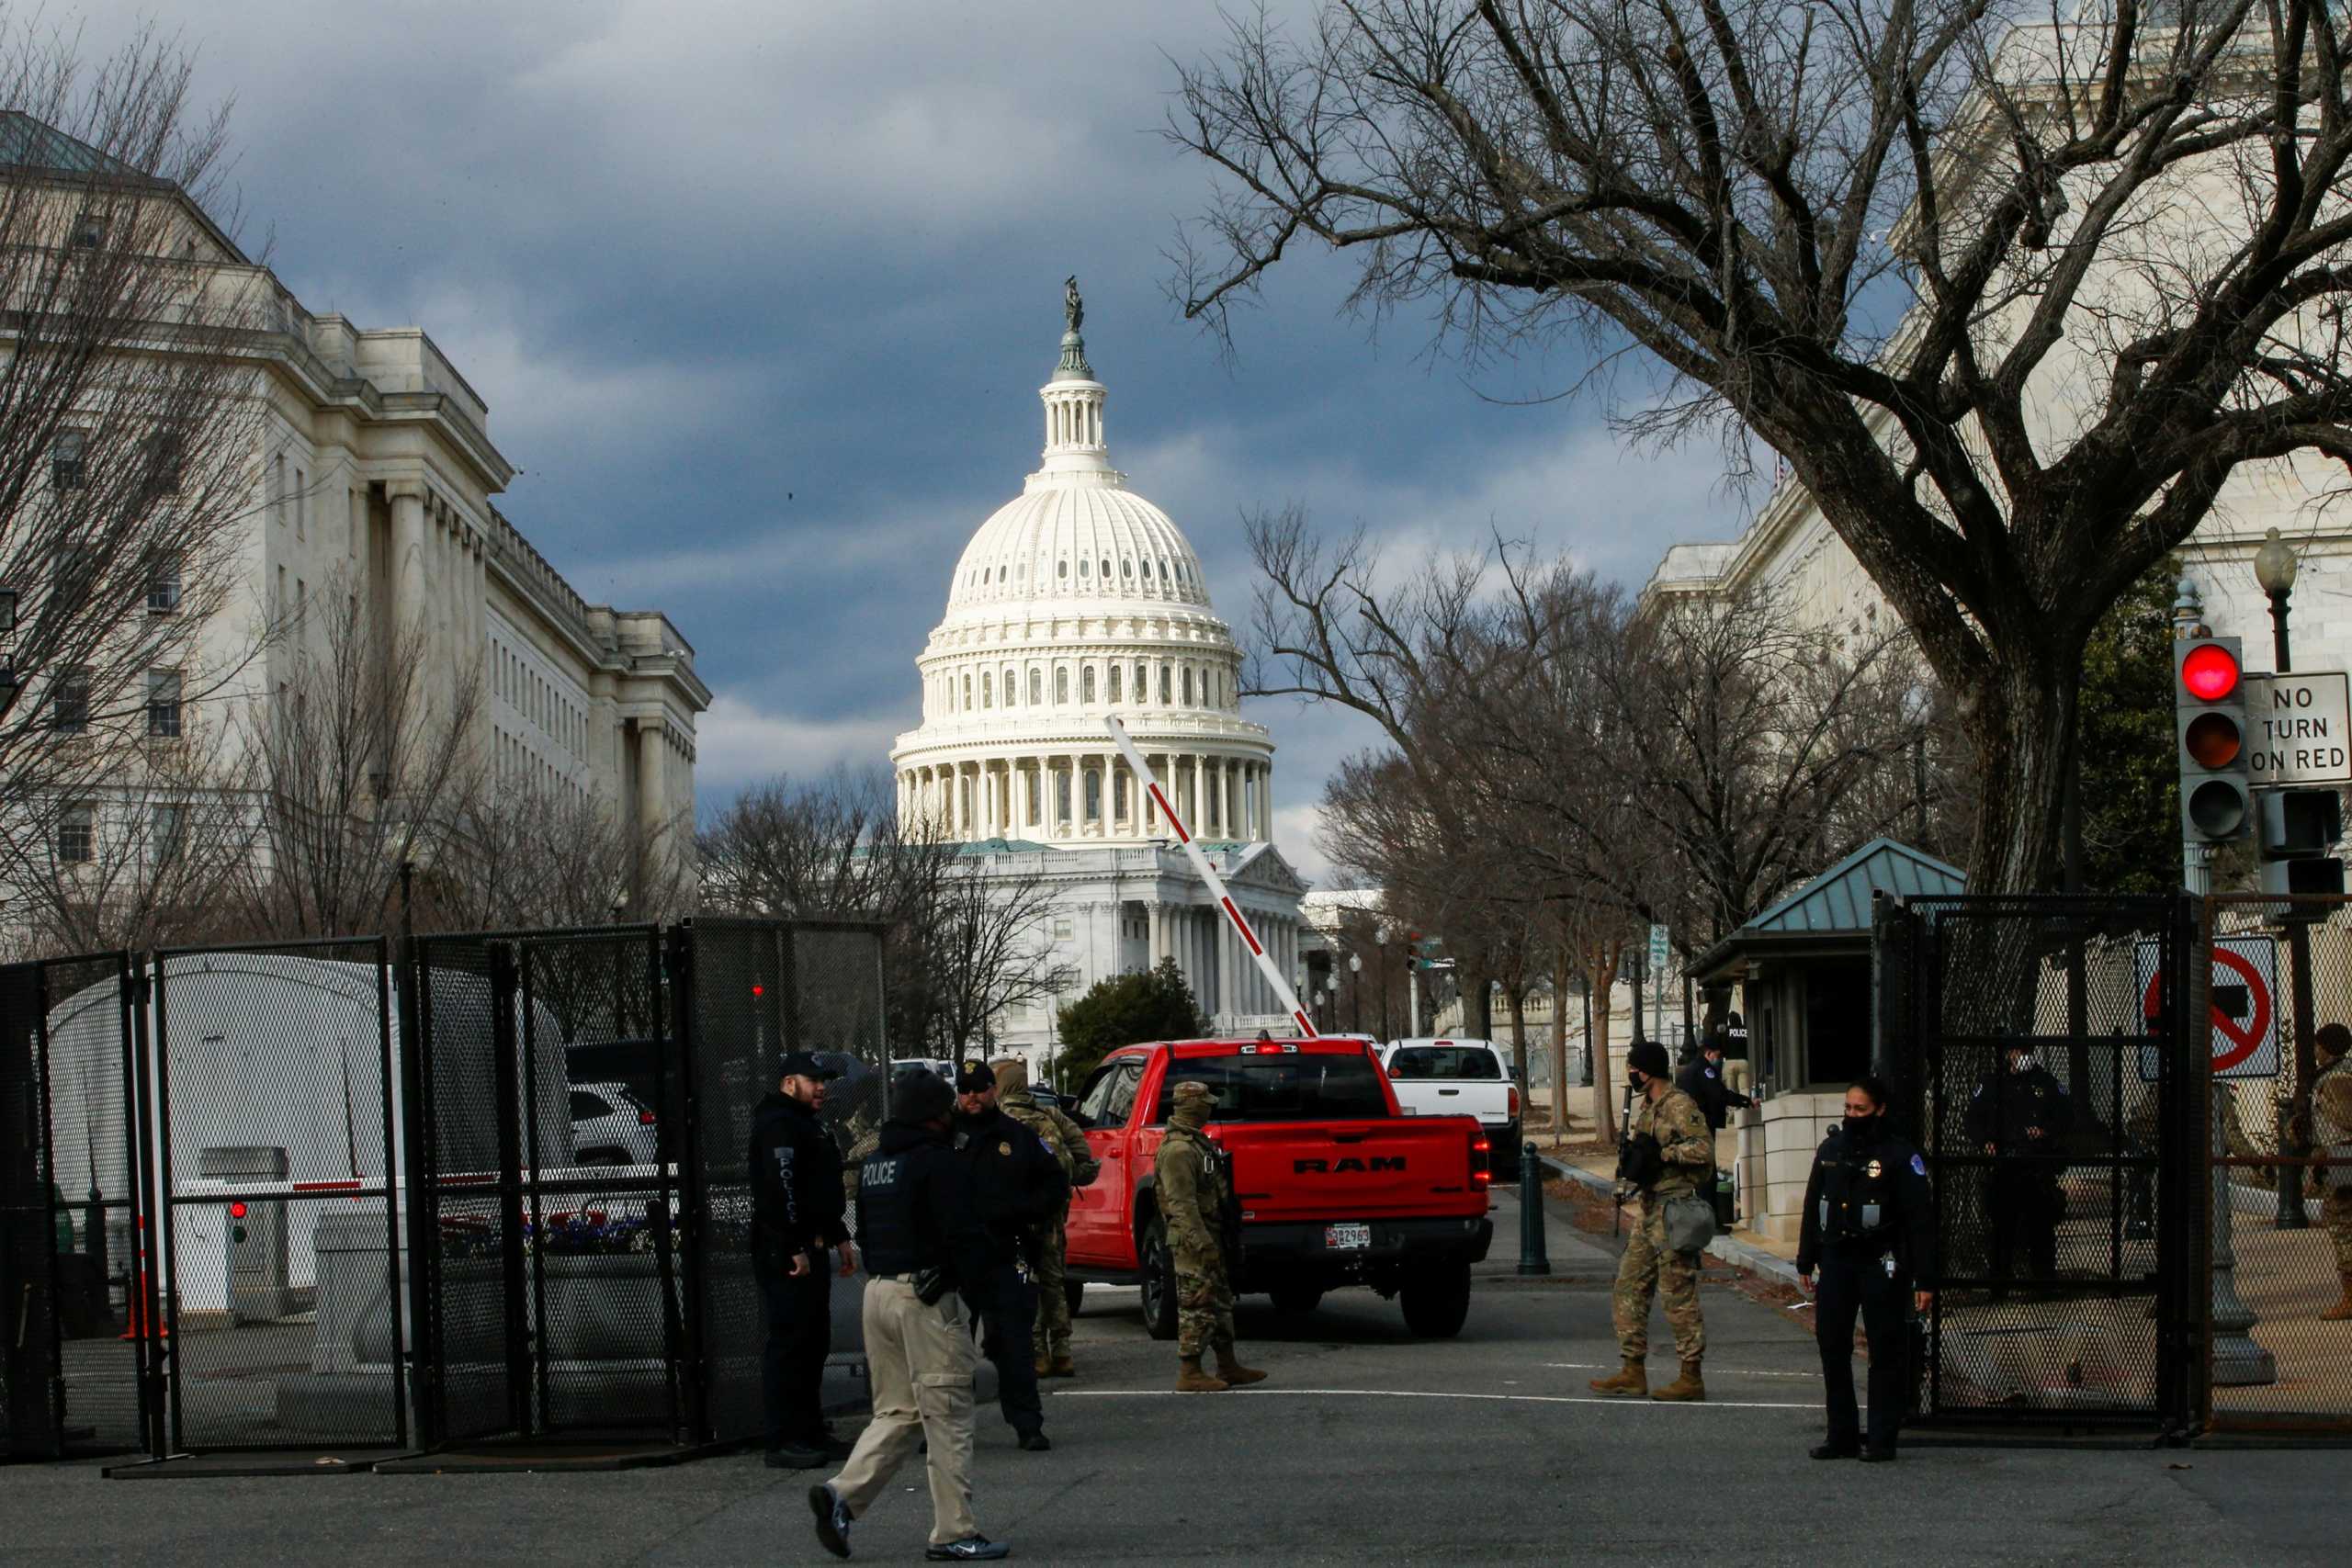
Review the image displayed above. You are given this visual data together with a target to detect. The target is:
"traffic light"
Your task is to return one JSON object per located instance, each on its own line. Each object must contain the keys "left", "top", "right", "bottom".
{"left": 2258, "top": 787, "right": 2345, "bottom": 915}
{"left": 2176, "top": 636, "right": 2252, "bottom": 844}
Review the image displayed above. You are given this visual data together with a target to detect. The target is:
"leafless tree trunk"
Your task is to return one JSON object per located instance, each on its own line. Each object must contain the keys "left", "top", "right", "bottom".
{"left": 924, "top": 862, "right": 1078, "bottom": 1056}
{"left": 1172, "top": 2, "right": 2352, "bottom": 896}
{"left": 427, "top": 773, "right": 647, "bottom": 932}
{"left": 0, "top": 20, "right": 268, "bottom": 886}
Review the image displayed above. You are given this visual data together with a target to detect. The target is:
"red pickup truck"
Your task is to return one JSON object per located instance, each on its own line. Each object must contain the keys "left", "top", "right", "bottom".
{"left": 1061, "top": 1038, "right": 1495, "bottom": 1338}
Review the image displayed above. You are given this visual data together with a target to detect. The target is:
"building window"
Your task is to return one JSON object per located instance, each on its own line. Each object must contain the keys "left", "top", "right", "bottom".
{"left": 963, "top": 672, "right": 972, "bottom": 709}
{"left": 146, "top": 670, "right": 181, "bottom": 739}
{"left": 1122, "top": 558, "right": 1133, "bottom": 578}
{"left": 54, "top": 544, "right": 95, "bottom": 614}
{"left": 141, "top": 430, "right": 183, "bottom": 499}
{"left": 153, "top": 804, "right": 185, "bottom": 863}
{"left": 71, "top": 211, "right": 107, "bottom": 250}
{"left": 294, "top": 468, "right": 306, "bottom": 538}
{"left": 1054, "top": 918, "right": 1074, "bottom": 941}
{"left": 1002, "top": 665, "right": 1015, "bottom": 706}
{"left": 1057, "top": 559, "right": 1068, "bottom": 579}
{"left": 1136, "top": 661, "right": 1148, "bottom": 700}
{"left": 1085, "top": 769, "right": 1102, "bottom": 820}
{"left": 1114, "top": 773, "right": 1129, "bottom": 821}
{"left": 1100, "top": 558, "right": 1111, "bottom": 579}
{"left": 1109, "top": 664, "right": 1123, "bottom": 703}
{"left": 51, "top": 429, "right": 85, "bottom": 491}
{"left": 1056, "top": 768, "right": 1071, "bottom": 820}
{"left": 148, "top": 553, "right": 182, "bottom": 614}
{"left": 1055, "top": 667, "right": 1069, "bottom": 705}
{"left": 57, "top": 805, "right": 93, "bottom": 864}
{"left": 1183, "top": 667, "right": 1194, "bottom": 705}
{"left": 1159, "top": 665, "right": 1171, "bottom": 704}
{"left": 50, "top": 667, "right": 88, "bottom": 734}
{"left": 1079, "top": 558, "right": 1090, "bottom": 579}
{"left": 1029, "top": 667, "right": 1042, "bottom": 705}
{"left": 982, "top": 671, "right": 993, "bottom": 707}
{"left": 1081, "top": 665, "right": 1096, "bottom": 704}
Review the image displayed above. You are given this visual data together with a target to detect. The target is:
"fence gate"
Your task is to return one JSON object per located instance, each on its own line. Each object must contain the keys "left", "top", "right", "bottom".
{"left": 147, "top": 940, "right": 406, "bottom": 1454}
{"left": 410, "top": 927, "right": 680, "bottom": 1447}
{"left": 1901, "top": 896, "right": 2200, "bottom": 1433}
{"left": 0, "top": 953, "right": 150, "bottom": 1460}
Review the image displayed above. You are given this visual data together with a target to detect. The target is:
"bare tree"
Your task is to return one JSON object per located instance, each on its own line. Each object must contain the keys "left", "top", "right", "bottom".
{"left": 1171, "top": 1, "right": 2352, "bottom": 895}
{"left": 0, "top": 20, "right": 268, "bottom": 884}
{"left": 427, "top": 773, "right": 649, "bottom": 933}
{"left": 923, "top": 860, "right": 1077, "bottom": 1055}
{"left": 228, "top": 570, "right": 481, "bottom": 940}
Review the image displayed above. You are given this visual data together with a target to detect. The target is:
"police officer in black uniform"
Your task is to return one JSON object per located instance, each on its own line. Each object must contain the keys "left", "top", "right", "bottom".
{"left": 954, "top": 1060, "right": 1069, "bottom": 1452}
{"left": 1797, "top": 1076, "right": 1933, "bottom": 1462}
{"left": 1964, "top": 1041, "right": 2075, "bottom": 1291}
{"left": 1675, "top": 1035, "right": 1754, "bottom": 1132}
{"left": 750, "top": 1049, "right": 854, "bottom": 1469}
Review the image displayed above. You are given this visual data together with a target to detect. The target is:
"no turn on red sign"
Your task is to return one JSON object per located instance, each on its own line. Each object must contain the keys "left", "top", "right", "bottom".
{"left": 2134, "top": 936, "right": 2280, "bottom": 1080}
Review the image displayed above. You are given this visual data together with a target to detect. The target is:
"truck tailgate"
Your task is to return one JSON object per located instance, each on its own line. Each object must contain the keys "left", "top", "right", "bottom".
{"left": 1222, "top": 1118, "right": 1484, "bottom": 1221}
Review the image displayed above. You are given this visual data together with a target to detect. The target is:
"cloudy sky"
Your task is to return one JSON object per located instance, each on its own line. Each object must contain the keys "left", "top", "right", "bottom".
{"left": 86, "top": 1, "right": 1754, "bottom": 884}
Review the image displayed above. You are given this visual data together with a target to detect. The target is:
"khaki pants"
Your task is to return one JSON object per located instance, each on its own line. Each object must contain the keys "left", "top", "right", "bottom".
{"left": 830, "top": 1278, "right": 980, "bottom": 1547}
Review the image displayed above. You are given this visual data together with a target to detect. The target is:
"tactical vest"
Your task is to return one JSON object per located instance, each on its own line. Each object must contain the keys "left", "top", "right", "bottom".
{"left": 1815, "top": 1132, "right": 1902, "bottom": 1247}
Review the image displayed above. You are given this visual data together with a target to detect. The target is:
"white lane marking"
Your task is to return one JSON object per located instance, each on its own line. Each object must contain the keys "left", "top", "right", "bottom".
{"left": 1051, "top": 1388, "right": 1815, "bottom": 1410}
{"left": 1542, "top": 1362, "right": 1820, "bottom": 1380}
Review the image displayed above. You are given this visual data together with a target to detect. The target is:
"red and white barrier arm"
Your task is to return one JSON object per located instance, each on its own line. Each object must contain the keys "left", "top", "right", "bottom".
{"left": 1104, "top": 716, "right": 1317, "bottom": 1039}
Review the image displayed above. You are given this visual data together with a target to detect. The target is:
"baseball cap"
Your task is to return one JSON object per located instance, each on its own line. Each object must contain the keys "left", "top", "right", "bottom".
{"left": 778, "top": 1050, "right": 842, "bottom": 1082}
{"left": 956, "top": 1061, "right": 996, "bottom": 1093}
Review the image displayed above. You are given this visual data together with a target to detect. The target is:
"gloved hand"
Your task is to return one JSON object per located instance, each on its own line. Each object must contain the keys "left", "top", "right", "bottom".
{"left": 1621, "top": 1132, "right": 1664, "bottom": 1188}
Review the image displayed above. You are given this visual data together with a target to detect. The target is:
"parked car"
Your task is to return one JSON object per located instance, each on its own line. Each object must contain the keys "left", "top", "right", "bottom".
{"left": 889, "top": 1056, "right": 956, "bottom": 1080}
{"left": 570, "top": 1081, "right": 658, "bottom": 1166}
{"left": 1379, "top": 1039, "right": 1521, "bottom": 1159}
{"left": 1063, "top": 1037, "right": 1493, "bottom": 1337}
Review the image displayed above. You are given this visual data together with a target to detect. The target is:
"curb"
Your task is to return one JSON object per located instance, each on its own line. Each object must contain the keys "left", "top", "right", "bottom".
{"left": 1532, "top": 1152, "right": 1804, "bottom": 1289}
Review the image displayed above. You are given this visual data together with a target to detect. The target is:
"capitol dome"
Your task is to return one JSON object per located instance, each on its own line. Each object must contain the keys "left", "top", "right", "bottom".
{"left": 892, "top": 297, "right": 1275, "bottom": 848}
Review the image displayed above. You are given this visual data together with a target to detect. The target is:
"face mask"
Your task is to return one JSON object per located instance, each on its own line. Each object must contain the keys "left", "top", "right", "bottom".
{"left": 1844, "top": 1110, "right": 1877, "bottom": 1137}
{"left": 1626, "top": 1072, "right": 1644, "bottom": 1091}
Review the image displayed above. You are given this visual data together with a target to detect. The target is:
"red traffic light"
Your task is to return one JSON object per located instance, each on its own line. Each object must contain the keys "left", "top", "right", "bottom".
{"left": 752, "top": 983, "right": 764, "bottom": 998}
{"left": 228, "top": 1201, "right": 247, "bottom": 1219}
{"left": 2180, "top": 641, "right": 2241, "bottom": 701}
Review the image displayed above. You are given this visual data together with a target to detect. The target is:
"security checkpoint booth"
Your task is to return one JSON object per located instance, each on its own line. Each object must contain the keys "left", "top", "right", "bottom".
{"left": 1688, "top": 838, "right": 1967, "bottom": 1244}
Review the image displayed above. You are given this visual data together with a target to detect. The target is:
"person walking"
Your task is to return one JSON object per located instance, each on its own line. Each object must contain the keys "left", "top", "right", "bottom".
{"left": 990, "top": 1057, "right": 1094, "bottom": 1378}
{"left": 750, "top": 1049, "right": 854, "bottom": 1470}
{"left": 954, "top": 1062, "right": 1069, "bottom": 1451}
{"left": 1589, "top": 1040, "right": 1713, "bottom": 1402}
{"left": 1153, "top": 1080, "right": 1266, "bottom": 1393}
{"left": 1796, "top": 1076, "right": 1934, "bottom": 1462}
{"left": 810, "top": 1069, "right": 1007, "bottom": 1562}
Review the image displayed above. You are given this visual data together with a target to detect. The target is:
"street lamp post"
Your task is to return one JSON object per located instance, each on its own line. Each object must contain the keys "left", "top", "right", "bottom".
{"left": 1348, "top": 952, "right": 1363, "bottom": 1034}
{"left": 1374, "top": 926, "right": 1392, "bottom": 1042}
{"left": 2255, "top": 526, "right": 2297, "bottom": 673}
{"left": 2256, "top": 528, "right": 2314, "bottom": 1237}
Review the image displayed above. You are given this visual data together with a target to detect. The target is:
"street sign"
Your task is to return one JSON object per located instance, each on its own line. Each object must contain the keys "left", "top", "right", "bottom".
{"left": 2244, "top": 671, "right": 2352, "bottom": 786}
{"left": 2133, "top": 935, "right": 2279, "bottom": 1080}
{"left": 1647, "top": 923, "right": 1669, "bottom": 972}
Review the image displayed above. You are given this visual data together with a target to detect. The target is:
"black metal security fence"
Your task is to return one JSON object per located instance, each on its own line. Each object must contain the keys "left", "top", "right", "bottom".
{"left": 0, "top": 915, "right": 886, "bottom": 1463}
{"left": 1895, "top": 897, "right": 2203, "bottom": 1435}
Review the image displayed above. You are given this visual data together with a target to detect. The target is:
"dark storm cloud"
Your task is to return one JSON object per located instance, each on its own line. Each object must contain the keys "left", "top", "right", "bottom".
{"left": 85, "top": 0, "right": 1751, "bottom": 882}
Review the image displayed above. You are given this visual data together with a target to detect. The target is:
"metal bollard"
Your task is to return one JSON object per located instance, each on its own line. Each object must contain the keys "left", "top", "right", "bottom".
{"left": 1517, "top": 1142, "right": 1551, "bottom": 1277}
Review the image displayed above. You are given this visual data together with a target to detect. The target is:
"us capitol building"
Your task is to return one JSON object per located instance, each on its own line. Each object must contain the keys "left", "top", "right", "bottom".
{"left": 890, "top": 286, "right": 1308, "bottom": 1061}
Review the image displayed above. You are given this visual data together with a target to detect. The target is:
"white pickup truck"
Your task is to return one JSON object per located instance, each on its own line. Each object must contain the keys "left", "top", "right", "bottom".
{"left": 1379, "top": 1038, "right": 1521, "bottom": 1156}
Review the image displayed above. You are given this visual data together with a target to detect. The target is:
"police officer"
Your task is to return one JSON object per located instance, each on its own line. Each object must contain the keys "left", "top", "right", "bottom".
{"left": 750, "top": 1049, "right": 854, "bottom": 1470}
{"left": 1589, "top": 1040, "right": 1713, "bottom": 1402}
{"left": 1675, "top": 1035, "right": 1754, "bottom": 1133}
{"left": 991, "top": 1057, "right": 1094, "bottom": 1378}
{"left": 810, "top": 1070, "right": 1009, "bottom": 1562}
{"left": 1797, "top": 1076, "right": 1933, "bottom": 1462}
{"left": 955, "top": 1061, "right": 1069, "bottom": 1451}
{"left": 1964, "top": 1041, "right": 2074, "bottom": 1292}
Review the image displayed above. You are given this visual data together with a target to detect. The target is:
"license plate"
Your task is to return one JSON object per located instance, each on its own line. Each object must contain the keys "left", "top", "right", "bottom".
{"left": 1326, "top": 1223, "right": 1372, "bottom": 1250}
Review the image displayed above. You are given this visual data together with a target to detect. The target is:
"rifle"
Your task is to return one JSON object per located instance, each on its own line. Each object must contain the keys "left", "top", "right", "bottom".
{"left": 1210, "top": 1139, "right": 1242, "bottom": 1270}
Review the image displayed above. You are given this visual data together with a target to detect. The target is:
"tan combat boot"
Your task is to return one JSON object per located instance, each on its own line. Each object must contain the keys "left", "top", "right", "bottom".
{"left": 1034, "top": 1351, "right": 1053, "bottom": 1377}
{"left": 1650, "top": 1359, "right": 1706, "bottom": 1402}
{"left": 1214, "top": 1344, "right": 1268, "bottom": 1386}
{"left": 2324, "top": 1272, "right": 2352, "bottom": 1322}
{"left": 1588, "top": 1360, "right": 1646, "bottom": 1397}
{"left": 1176, "top": 1356, "right": 1228, "bottom": 1393}
{"left": 1049, "top": 1351, "right": 1076, "bottom": 1378}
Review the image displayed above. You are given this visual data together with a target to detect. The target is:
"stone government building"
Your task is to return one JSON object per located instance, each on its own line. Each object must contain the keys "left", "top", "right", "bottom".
{"left": 0, "top": 112, "right": 706, "bottom": 914}
{"left": 891, "top": 295, "right": 1307, "bottom": 1064}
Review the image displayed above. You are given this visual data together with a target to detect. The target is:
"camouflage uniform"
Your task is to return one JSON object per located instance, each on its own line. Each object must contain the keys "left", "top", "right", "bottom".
{"left": 1611, "top": 1086, "right": 1713, "bottom": 1366}
{"left": 992, "top": 1058, "right": 1094, "bottom": 1366}
{"left": 1154, "top": 1088, "right": 1234, "bottom": 1356}
{"left": 2313, "top": 1054, "right": 2352, "bottom": 1281}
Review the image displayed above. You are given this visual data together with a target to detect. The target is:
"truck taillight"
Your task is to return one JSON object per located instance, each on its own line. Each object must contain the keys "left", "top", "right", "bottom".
{"left": 1508, "top": 1086, "right": 1519, "bottom": 1119}
{"left": 1472, "top": 1135, "right": 1492, "bottom": 1187}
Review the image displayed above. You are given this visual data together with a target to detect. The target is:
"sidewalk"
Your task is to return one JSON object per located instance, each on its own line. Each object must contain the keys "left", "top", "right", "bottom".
{"left": 1521, "top": 1093, "right": 1803, "bottom": 1289}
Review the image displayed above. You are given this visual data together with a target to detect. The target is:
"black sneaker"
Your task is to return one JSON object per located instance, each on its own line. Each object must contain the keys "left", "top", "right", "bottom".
{"left": 1015, "top": 1429, "right": 1052, "bottom": 1452}
{"left": 925, "top": 1539, "right": 1010, "bottom": 1562}
{"left": 768, "top": 1443, "right": 829, "bottom": 1470}
{"left": 810, "top": 1483, "right": 853, "bottom": 1559}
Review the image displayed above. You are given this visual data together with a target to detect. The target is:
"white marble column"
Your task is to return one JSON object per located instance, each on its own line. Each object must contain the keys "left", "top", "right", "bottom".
{"left": 637, "top": 718, "right": 666, "bottom": 847}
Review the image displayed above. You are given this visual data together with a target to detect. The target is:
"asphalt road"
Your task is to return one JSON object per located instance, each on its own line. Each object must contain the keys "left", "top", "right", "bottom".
{"left": 2, "top": 1191, "right": 2344, "bottom": 1566}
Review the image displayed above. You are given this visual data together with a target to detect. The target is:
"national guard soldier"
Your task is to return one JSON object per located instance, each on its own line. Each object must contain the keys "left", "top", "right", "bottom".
{"left": 955, "top": 1061, "right": 1069, "bottom": 1451}
{"left": 809, "top": 1070, "right": 1009, "bottom": 1562}
{"left": 991, "top": 1056, "right": 1096, "bottom": 1378}
{"left": 750, "top": 1050, "right": 854, "bottom": 1470}
{"left": 1797, "top": 1076, "right": 1934, "bottom": 1462}
{"left": 1589, "top": 1040, "right": 1713, "bottom": 1402}
{"left": 1965, "top": 1041, "right": 2075, "bottom": 1293}
{"left": 1153, "top": 1080, "right": 1267, "bottom": 1393}
{"left": 2304, "top": 1022, "right": 2352, "bottom": 1320}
